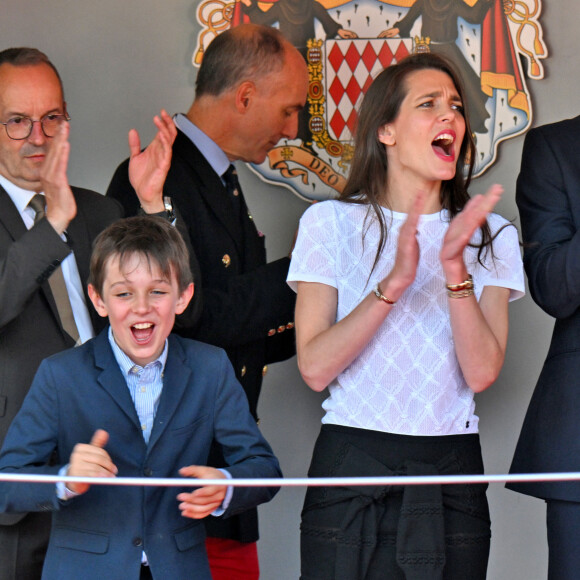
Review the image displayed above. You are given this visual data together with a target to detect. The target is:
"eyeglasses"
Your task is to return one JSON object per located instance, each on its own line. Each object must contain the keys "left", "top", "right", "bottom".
{"left": 0, "top": 113, "right": 70, "bottom": 140}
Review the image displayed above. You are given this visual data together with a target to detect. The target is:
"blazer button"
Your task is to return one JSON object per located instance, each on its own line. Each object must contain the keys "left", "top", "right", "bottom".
{"left": 262, "top": 365, "right": 268, "bottom": 377}
{"left": 240, "top": 365, "right": 247, "bottom": 377}
{"left": 143, "top": 467, "right": 153, "bottom": 477}
{"left": 133, "top": 537, "right": 143, "bottom": 547}
{"left": 222, "top": 254, "right": 231, "bottom": 268}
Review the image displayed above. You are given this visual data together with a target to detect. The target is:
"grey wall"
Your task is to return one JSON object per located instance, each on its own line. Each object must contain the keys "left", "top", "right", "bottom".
{"left": 1, "top": 2, "right": 574, "bottom": 578}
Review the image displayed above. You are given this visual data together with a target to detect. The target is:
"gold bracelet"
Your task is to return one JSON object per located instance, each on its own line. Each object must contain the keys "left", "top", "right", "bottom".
{"left": 373, "top": 283, "right": 396, "bottom": 305}
{"left": 445, "top": 274, "right": 474, "bottom": 292}
{"left": 447, "top": 288, "right": 475, "bottom": 299}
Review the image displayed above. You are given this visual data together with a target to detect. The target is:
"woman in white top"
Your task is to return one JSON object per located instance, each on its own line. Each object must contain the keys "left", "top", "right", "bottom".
{"left": 288, "top": 53, "right": 524, "bottom": 580}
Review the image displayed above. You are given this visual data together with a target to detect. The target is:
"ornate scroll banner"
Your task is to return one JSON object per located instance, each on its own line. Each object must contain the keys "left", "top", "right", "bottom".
{"left": 193, "top": 0, "right": 546, "bottom": 202}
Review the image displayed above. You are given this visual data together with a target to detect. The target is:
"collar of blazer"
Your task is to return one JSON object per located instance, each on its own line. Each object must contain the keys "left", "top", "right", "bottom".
{"left": 0, "top": 184, "right": 28, "bottom": 241}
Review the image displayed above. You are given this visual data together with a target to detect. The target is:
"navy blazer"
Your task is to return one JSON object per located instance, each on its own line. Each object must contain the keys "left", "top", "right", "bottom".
{"left": 107, "top": 129, "right": 296, "bottom": 419}
{"left": 509, "top": 116, "right": 580, "bottom": 501}
{"left": 0, "top": 329, "right": 281, "bottom": 580}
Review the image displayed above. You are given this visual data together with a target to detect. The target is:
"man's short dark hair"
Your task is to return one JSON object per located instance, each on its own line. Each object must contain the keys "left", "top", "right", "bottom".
{"left": 0, "top": 47, "right": 65, "bottom": 97}
{"left": 195, "top": 23, "right": 288, "bottom": 98}
{"left": 89, "top": 216, "right": 193, "bottom": 296}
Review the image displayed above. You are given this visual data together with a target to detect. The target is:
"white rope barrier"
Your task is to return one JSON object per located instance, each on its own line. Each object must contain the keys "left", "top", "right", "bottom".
{"left": 0, "top": 472, "right": 579, "bottom": 487}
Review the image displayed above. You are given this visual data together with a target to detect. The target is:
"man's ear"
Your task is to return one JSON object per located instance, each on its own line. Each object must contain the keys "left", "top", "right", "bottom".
{"left": 175, "top": 283, "right": 194, "bottom": 315}
{"left": 235, "top": 81, "right": 256, "bottom": 113}
{"left": 378, "top": 124, "right": 396, "bottom": 146}
{"left": 88, "top": 284, "right": 108, "bottom": 318}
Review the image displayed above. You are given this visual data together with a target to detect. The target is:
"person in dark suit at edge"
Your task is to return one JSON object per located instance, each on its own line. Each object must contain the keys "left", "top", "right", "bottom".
{"left": 508, "top": 115, "right": 580, "bottom": 579}
{"left": 107, "top": 23, "right": 309, "bottom": 580}
{"left": 0, "top": 47, "right": 192, "bottom": 580}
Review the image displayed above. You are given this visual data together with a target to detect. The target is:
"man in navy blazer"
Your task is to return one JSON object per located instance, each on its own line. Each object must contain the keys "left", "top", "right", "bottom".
{"left": 0, "top": 216, "right": 281, "bottom": 580}
{"left": 107, "top": 23, "right": 309, "bottom": 576}
{"left": 508, "top": 116, "right": 580, "bottom": 578}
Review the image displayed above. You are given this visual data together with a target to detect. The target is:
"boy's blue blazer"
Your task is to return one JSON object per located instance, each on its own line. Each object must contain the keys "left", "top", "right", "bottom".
{"left": 0, "top": 329, "right": 281, "bottom": 580}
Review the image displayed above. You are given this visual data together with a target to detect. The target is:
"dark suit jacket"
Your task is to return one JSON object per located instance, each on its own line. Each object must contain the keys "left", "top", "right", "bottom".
{"left": 0, "top": 330, "right": 281, "bottom": 580}
{"left": 509, "top": 116, "right": 580, "bottom": 501}
{"left": 0, "top": 185, "right": 122, "bottom": 526}
{"left": 107, "top": 129, "right": 296, "bottom": 542}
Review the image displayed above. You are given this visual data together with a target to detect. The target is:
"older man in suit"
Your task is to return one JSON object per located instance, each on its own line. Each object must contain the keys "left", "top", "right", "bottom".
{"left": 107, "top": 23, "right": 309, "bottom": 579}
{"left": 508, "top": 116, "right": 580, "bottom": 579}
{"left": 0, "top": 47, "right": 181, "bottom": 580}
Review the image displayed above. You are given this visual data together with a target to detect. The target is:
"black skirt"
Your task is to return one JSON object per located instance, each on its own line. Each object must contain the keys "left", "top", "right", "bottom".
{"left": 300, "top": 424, "right": 491, "bottom": 580}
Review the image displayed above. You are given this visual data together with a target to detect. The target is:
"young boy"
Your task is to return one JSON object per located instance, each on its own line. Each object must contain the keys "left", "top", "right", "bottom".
{"left": 0, "top": 216, "right": 282, "bottom": 580}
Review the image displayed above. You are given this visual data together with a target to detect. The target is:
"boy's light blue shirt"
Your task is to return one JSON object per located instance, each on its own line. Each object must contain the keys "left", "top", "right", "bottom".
{"left": 108, "top": 327, "right": 166, "bottom": 444}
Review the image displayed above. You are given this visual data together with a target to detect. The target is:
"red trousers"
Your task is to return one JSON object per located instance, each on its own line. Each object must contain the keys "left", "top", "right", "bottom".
{"left": 205, "top": 537, "right": 259, "bottom": 580}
